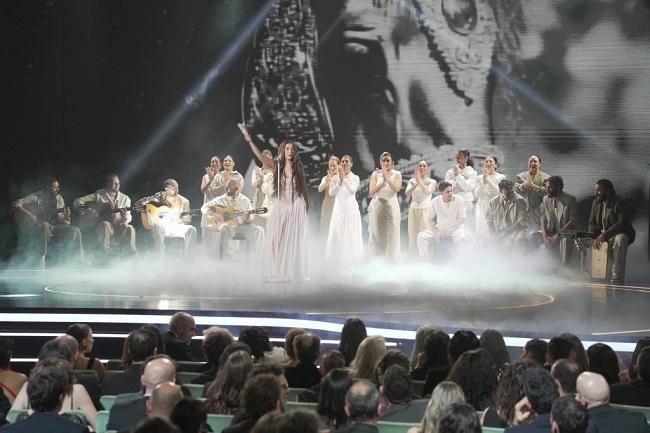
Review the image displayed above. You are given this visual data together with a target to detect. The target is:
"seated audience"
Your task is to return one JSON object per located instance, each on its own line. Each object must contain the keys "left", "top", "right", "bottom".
{"left": 251, "top": 409, "right": 320, "bottom": 433}
{"left": 281, "top": 328, "right": 306, "bottom": 368}
{"left": 337, "top": 380, "right": 381, "bottom": 433}
{"left": 547, "top": 336, "right": 575, "bottom": 366}
{"left": 482, "top": 359, "right": 538, "bottom": 428}
{"left": 140, "top": 325, "right": 165, "bottom": 355}
{"left": 628, "top": 337, "right": 650, "bottom": 381}
{"left": 379, "top": 365, "right": 428, "bottom": 423}
{"left": 576, "top": 371, "right": 650, "bottom": 433}
{"left": 339, "top": 318, "right": 368, "bottom": 367}
{"left": 350, "top": 336, "right": 386, "bottom": 381}
{"left": 437, "top": 402, "right": 482, "bottom": 433}
{"left": 560, "top": 333, "right": 588, "bottom": 372}
{"left": 106, "top": 355, "right": 176, "bottom": 431}
{"left": 299, "top": 349, "right": 345, "bottom": 402}
{"left": 103, "top": 329, "right": 158, "bottom": 396}
{"left": 587, "top": 343, "right": 621, "bottom": 385}
{"left": 375, "top": 350, "right": 410, "bottom": 385}
{"left": 204, "top": 350, "right": 252, "bottom": 414}
{"left": 131, "top": 417, "right": 180, "bottom": 433}
{"left": 611, "top": 346, "right": 650, "bottom": 406}
{"left": 223, "top": 374, "right": 283, "bottom": 433}
{"left": 170, "top": 398, "right": 207, "bottom": 433}
{"left": 412, "top": 330, "right": 450, "bottom": 397}
{"left": 191, "top": 327, "right": 234, "bottom": 385}
{"left": 147, "top": 382, "right": 183, "bottom": 421}
{"left": 317, "top": 368, "right": 353, "bottom": 431}
{"left": 162, "top": 312, "right": 197, "bottom": 362}
{"left": 410, "top": 326, "right": 436, "bottom": 370}
{"left": 284, "top": 333, "right": 321, "bottom": 389}
{"left": 505, "top": 367, "right": 557, "bottom": 433}
{"left": 239, "top": 327, "right": 285, "bottom": 364}
{"left": 0, "top": 337, "right": 27, "bottom": 404}
{"left": 521, "top": 339, "right": 548, "bottom": 368}
{"left": 448, "top": 330, "right": 480, "bottom": 366}
{"left": 446, "top": 348, "right": 497, "bottom": 411}
{"left": 480, "top": 329, "right": 510, "bottom": 370}
{"left": 1, "top": 359, "right": 87, "bottom": 433}
{"left": 408, "top": 381, "right": 465, "bottom": 433}
{"left": 551, "top": 359, "right": 583, "bottom": 397}
{"left": 551, "top": 396, "right": 588, "bottom": 433}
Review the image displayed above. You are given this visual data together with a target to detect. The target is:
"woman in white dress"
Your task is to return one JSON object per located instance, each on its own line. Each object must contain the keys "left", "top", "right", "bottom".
{"left": 318, "top": 156, "right": 340, "bottom": 241}
{"left": 251, "top": 149, "right": 274, "bottom": 228}
{"left": 200, "top": 156, "right": 221, "bottom": 252}
{"left": 445, "top": 148, "right": 477, "bottom": 212}
{"left": 473, "top": 155, "right": 505, "bottom": 236}
{"left": 203, "top": 155, "right": 244, "bottom": 257}
{"left": 367, "top": 152, "right": 402, "bottom": 259}
{"left": 405, "top": 160, "right": 437, "bottom": 256}
{"left": 326, "top": 155, "right": 363, "bottom": 264}
{"left": 243, "top": 131, "right": 309, "bottom": 283}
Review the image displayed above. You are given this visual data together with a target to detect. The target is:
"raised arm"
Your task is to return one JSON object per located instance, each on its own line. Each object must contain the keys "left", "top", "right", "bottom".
{"left": 241, "top": 126, "right": 275, "bottom": 168}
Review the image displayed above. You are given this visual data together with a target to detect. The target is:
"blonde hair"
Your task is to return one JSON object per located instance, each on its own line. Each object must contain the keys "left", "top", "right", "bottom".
{"left": 419, "top": 381, "right": 466, "bottom": 433}
{"left": 329, "top": 156, "right": 341, "bottom": 165}
{"left": 350, "top": 336, "right": 386, "bottom": 380}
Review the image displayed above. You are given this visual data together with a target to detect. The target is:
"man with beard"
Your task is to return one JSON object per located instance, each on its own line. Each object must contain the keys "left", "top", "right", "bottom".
{"left": 486, "top": 179, "right": 529, "bottom": 247}
{"left": 540, "top": 175, "right": 577, "bottom": 262}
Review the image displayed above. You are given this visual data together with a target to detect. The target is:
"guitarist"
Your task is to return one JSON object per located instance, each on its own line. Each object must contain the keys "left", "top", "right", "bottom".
{"left": 73, "top": 174, "right": 137, "bottom": 259}
{"left": 135, "top": 179, "right": 197, "bottom": 256}
{"left": 201, "top": 179, "right": 264, "bottom": 261}
{"left": 11, "top": 177, "right": 85, "bottom": 268}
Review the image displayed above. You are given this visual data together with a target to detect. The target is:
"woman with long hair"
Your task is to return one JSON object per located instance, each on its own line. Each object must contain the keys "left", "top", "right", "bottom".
{"left": 318, "top": 368, "right": 353, "bottom": 430}
{"left": 368, "top": 152, "right": 402, "bottom": 259}
{"left": 408, "top": 381, "right": 465, "bottom": 433}
{"left": 338, "top": 318, "right": 367, "bottom": 367}
{"left": 251, "top": 149, "right": 274, "bottom": 228}
{"left": 446, "top": 348, "right": 498, "bottom": 411}
{"left": 204, "top": 350, "right": 253, "bottom": 414}
{"left": 472, "top": 156, "right": 505, "bottom": 236}
{"left": 350, "top": 336, "right": 386, "bottom": 381}
{"left": 319, "top": 156, "right": 340, "bottom": 242}
{"left": 66, "top": 323, "right": 106, "bottom": 380}
{"left": 326, "top": 155, "right": 363, "bottom": 263}
{"left": 406, "top": 160, "right": 437, "bottom": 256}
{"left": 243, "top": 129, "right": 310, "bottom": 282}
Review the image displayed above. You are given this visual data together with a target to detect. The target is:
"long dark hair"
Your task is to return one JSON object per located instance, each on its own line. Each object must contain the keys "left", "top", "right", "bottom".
{"left": 318, "top": 368, "right": 353, "bottom": 429}
{"left": 205, "top": 350, "right": 253, "bottom": 408}
{"left": 338, "top": 318, "right": 367, "bottom": 367}
{"left": 275, "top": 140, "right": 310, "bottom": 210}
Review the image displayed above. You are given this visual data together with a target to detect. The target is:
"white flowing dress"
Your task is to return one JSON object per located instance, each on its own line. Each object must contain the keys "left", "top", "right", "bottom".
{"left": 407, "top": 178, "right": 436, "bottom": 256}
{"left": 473, "top": 172, "right": 505, "bottom": 235}
{"left": 367, "top": 170, "right": 401, "bottom": 259}
{"left": 326, "top": 173, "right": 363, "bottom": 264}
{"left": 318, "top": 175, "right": 335, "bottom": 241}
{"left": 263, "top": 173, "right": 308, "bottom": 282}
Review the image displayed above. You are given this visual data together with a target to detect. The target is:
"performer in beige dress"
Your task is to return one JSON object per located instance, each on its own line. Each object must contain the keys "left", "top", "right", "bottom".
{"left": 473, "top": 156, "right": 506, "bottom": 236}
{"left": 251, "top": 149, "right": 274, "bottom": 228}
{"left": 405, "top": 160, "right": 436, "bottom": 256}
{"left": 318, "top": 156, "right": 340, "bottom": 242}
{"left": 368, "top": 152, "right": 402, "bottom": 259}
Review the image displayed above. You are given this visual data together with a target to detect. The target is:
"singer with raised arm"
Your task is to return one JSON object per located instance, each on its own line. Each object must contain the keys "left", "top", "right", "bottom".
{"left": 239, "top": 124, "right": 310, "bottom": 283}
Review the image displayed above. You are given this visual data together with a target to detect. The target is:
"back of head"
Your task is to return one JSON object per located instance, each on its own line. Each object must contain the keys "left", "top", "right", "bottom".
{"left": 552, "top": 395, "right": 588, "bottom": 433}
{"left": 132, "top": 417, "right": 181, "bottom": 433}
{"left": 524, "top": 338, "right": 548, "bottom": 367}
{"left": 522, "top": 367, "right": 557, "bottom": 415}
{"left": 38, "top": 337, "right": 76, "bottom": 363}
{"left": 560, "top": 333, "right": 588, "bottom": 372}
{"left": 345, "top": 380, "right": 380, "bottom": 422}
{"left": 548, "top": 336, "right": 574, "bottom": 364}
{"left": 65, "top": 323, "right": 91, "bottom": 345}
{"left": 375, "top": 349, "right": 410, "bottom": 383}
{"left": 0, "top": 337, "right": 14, "bottom": 368}
{"left": 637, "top": 346, "right": 650, "bottom": 382}
{"left": 169, "top": 312, "right": 195, "bottom": 341}
{"left": 321, "top": 350, "right": 345, "bottom": 375}
{"left": 630, "top": 337, "right": 650, "bottom": 380}
{"left": 141, "top": 324, "right": 165, "bottom": 354}
{"left": 351, "top": 335, "right": 386, "bottom": 380}
{"left": 279, "top": 409, "right": 320, "bottom": 433}
{"left": 293, "top": 333, "right": 320, "bottom": 365}
{"left": 149, "top": 382, "right": 183, "bottom": 418}
{"left": 436, "top": 403, "right": 481, "bottom": 433}
{"left": 576, "top": 372, "right": 610, "bottom": 408}
{"left": 423, "top": 330, "right": 451, "bottom": 368}
{"left": 339, "top": 318, "right": 367, "bottom": 366}
{"left": 127, "top": 329, "right": 158, "bottom": 363}
{"left": 207, "top": 350, "right": 253, "bottom": 405}
{"left": 480, "top": 329, "right": 510, "bottom": 368}
{"left": 251, "top": 411, "right": 284, "bottom": 433}
{"left": 243, "top": 373, "right": 281, "bottom": 420}
{"left": 170, "top": 398, "right": 207, "bottom": 433}
{"left": 411, "top": 325, "right": 436, "bottom": 369}
{"left": 239, "top": 327, "right": 272, "bottom": 360}
{"left": 382, "top": 365, "right": 412, "bottom": 404}
{"left": 202, "top": 327, "right": 234, "bottom": 366}
{"left": 284, "top": 328, "right": 306, "bottom": 362}
{"left": 318, "top": 368, "right": 353, "bottom": 428}
{"left": 143, "top": 356, "right": 177, "bottom": 392}
{"left": 218, "top": 341, "right": 252, "bottom": 368}
{"left": 494, "top": 358, "right": 538, "bottom": 425}
{"left": 423, "top": 381, "right": 466, "bottom": 433}
{"left": 587, "top": 343, "right": 620, "bottom": 385}
{"left": 448, "top": 330, "right": 480, "bottom": 365}
{"left": 27, "top": 358, "right": 73, "bottom": 413}
{"left": 446, "top": 348, "right": 498, "bottom": 411}
{"left": 551, "top": 359, "right": 583, "bottom": 396}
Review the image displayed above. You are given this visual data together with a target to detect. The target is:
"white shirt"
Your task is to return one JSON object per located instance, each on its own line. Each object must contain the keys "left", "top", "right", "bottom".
{"left": 428, "top": 194, "right": 466, "bottom": 232}
{"left": 445, "top": 166, "right": 477, "bottom": 203}
{"left": 202, "top": 193, "right": 253, "bottom": 225}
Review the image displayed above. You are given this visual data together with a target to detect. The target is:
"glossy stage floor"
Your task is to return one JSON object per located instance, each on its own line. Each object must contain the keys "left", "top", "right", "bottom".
{"left": 1, "top": 250, "right": 649, "bottom": 356}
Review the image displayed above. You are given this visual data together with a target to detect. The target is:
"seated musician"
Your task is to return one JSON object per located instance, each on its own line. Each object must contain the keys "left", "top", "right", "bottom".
{"left": 11, "top": 177, "right": 85, "bottom": 268}
{"left": 588, "top": 179, "right": 636, "bottom": 284}
{"left": 485, "top": 179, "right": 529, "bottom": 247}
{"left": 416, "top": 181, "right": 466, "bottom": 260}
{"left": 540, "top": 176, "right": 577, "bottom": 262}
{"left": 201, "top": 179, "right": 264, "bottom": 261}
{"left": 73, "top": 174, "right": 136, "bottom": 260}
{"left": 135, "top": 179, "right": 197, "bottom": 256}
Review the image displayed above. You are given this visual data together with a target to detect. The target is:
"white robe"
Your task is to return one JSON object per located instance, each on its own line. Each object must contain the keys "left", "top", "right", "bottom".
{"left": 326, "top": 173, "right": 363, "bottom": 264}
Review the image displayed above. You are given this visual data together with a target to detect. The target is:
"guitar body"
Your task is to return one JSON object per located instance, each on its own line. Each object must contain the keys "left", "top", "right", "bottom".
{"left": 202, "top": 206, "right": 268, "bottom": 232}
{"left": 78, "top": 202, "right": 132, "bottom": 228}
{"left": 140, "top": 203, "right": 200, "bottom": 230}
{"left": 13, "top": 204, "right": 64, "bottom": 229}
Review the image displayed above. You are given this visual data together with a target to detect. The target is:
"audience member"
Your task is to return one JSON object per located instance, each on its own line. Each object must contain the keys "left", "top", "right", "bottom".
{"left": 350, "top": 336, "right": 386, "bottom": 381}
{"left": 379, "top": 365, "right": 428, "bottom": 423}
{"left": 246, "top": 364, "right": 289, "bottom": 408}
{"left": 140, "top": 325, "right": 165, "bottom": 356}
{"left": 250, "top": 409, "right": 320, "bottom": 433}
{"left": 587, "top": 343, "right": 620, "bottom": 385}
{"left": 551, "top": 396, "right": 588, "bottom": 433}
{"left": 611, "top": 346, "right": 650, "bottom": 406}
{"left": 1, "top": 359, "right": 86, "bottom": 433}
{"left": 337, "top": 380, "right": 381, "bottom": 433}
{"left": 446, "top": 348, "right": 497, "bottom": 411}
{"left": 282, "top": 328, "right": 306, "bottom": 368}
{"left": 223, "top": 374, "right": 282, "bottom": 433}
{"left": 522, "top": 339, "right": 548, "bottom": 368}
{"left": 66, "top": 324, "right": 106, "bottom": 380}
{"left": 131, "top": 417, "right": 180, "bottom": 433}
{"left": 560, "top": 334, "right": 588, "bottom": 372}
{"left": 505, "top": 367, "right": 557, "bottom": 433}
{"left": 628, "top": 337, "right": 650, "bottom": 381}
{"left": 339, "top": 318, "right": 368, "bottom": 367}
{"left": 162, "top": 312, "right": 197, "bottom": 362}
{"left": 437, "top": 402, "right": 481, "bottom": 433}
{"left": 0, "top": 337, "right": 27, "bottom": 404}
{"left": 413, "top": 331, "right": 451, "bottom": 397}
{"left": 284, "top": 333, "right": 321, "bottom": 388}
{"left": 483, "top": 359, "right": 538, "bottom": 428}
{"left": 169, "top": 398, "right": 207, "bottom": 433}
{"left": 480, "top": 329, "right": 510, "bottom": 369}
{"left": 408, "top": 381, "right": 465, "bottom": 433}
{"left": 551, "top": 359, "right": 583, "bottom": 397}
{"left": 448, "top": 330, "right": 480, "bottom": 365}
{"left": 576, "top": 371, "right": 649, "bottom": 433}
{"left": 317, "top": 368, "right": 353, "bottom": 430}
{"left": 298, "top": 349, "right": 345, "bottom": 402}
{"left": 147, "top": 382, "right": 182, "bottom": 420}
{"left": 410, "top": 326, "right": 436, "bottom": 370}
{"left": 239, "top": 327, "right": 284, "bottom": 364}
{"left": 375, "top": 350, "right": 410, "bottom": 385}
{"left": 547, "top": 336, "right": 575, "bottom": 365}
{"left": 204, "top": 350, "right": 252, "bottom": 414}
{"left": 104, "top": 329, "right": 158, "bottom": 395}
{"left": 191, "top": 327, "right": 234, "bottom": 385}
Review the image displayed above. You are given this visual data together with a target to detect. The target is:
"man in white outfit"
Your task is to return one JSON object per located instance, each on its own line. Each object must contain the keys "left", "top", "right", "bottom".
{"left": 202, "top": 179, "right": 264, "bottom": 261}
{"left": 416, "top": 181, "right": 466, "bottom": 260}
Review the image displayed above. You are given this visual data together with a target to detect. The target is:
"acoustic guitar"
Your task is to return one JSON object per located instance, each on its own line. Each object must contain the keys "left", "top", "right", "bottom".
{"left": 202, "top": 205, "right": 268, "bottom": 232}
{"left": 78, "top": 202, "right": 133, "bottom": 227}
{"left": 13, "top": 203, "right": 67, "bottom": 228}
{"left": 139, "top": 203, "right": 201, "bottom": 231}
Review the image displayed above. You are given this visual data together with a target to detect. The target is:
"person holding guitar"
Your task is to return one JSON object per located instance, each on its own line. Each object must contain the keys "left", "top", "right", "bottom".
{"left": 201, "top": 178, "right": 264, "bottom": 261}
{"left": 73, "top": 174, "right": 136, "bottom": 260}
{"left": 135, "top": 179, "right": 197, "bottom": 256}
{"left": 12, "top": 177, "right": 85, "bottom": 268}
